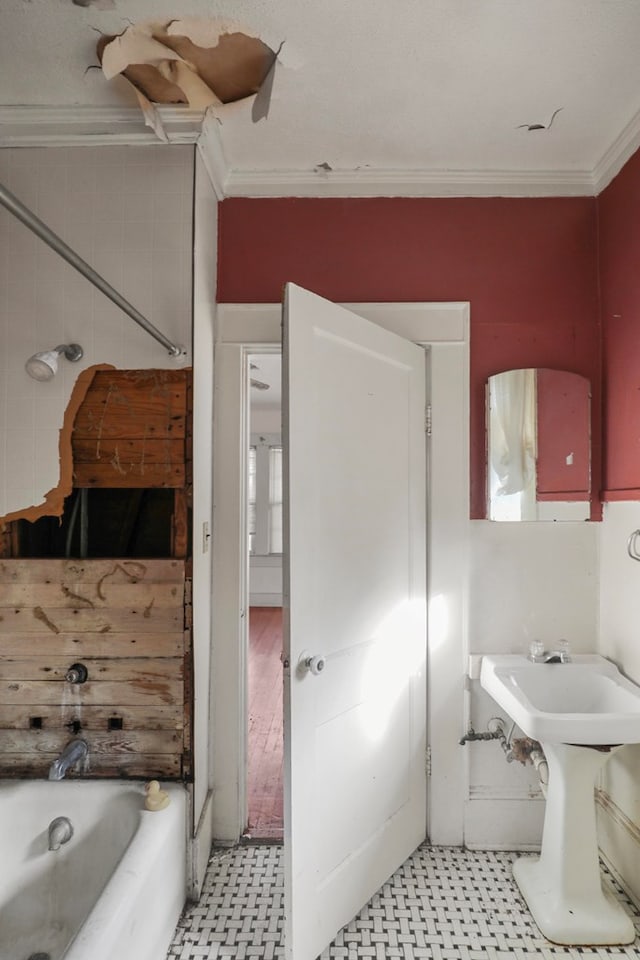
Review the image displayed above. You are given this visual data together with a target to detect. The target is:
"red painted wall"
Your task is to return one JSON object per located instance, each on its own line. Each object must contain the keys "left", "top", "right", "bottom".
{"left": 598, "top": 149, "right": 640, "bottom": 498}
{"left": 218, "top": 197, "right": 600, "bottom": 518}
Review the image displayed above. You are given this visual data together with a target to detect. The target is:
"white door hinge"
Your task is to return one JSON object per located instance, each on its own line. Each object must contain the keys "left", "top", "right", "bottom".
{"left": 425, "top": 404, "right": 432, "bottom": 437}
{"left": 425, "top": 745, "right": 432, "bottom": 777}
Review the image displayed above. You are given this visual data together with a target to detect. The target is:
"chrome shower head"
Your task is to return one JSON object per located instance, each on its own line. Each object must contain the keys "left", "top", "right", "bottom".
{"left": 25, "top": 343, "right": 83, "bottom": 381}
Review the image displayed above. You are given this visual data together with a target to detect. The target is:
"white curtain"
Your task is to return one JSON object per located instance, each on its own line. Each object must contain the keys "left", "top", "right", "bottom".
{"left": 489, "top": 368, "right": 536, "bottom": 497}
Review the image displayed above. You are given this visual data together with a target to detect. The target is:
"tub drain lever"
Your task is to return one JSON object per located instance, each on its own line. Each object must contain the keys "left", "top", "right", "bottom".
{"left": 48, "top": 815, "right": 74, "bottom": 851}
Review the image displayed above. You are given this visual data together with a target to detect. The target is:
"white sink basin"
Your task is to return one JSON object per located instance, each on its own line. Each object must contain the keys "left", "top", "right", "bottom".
{"left": 480, "top": 653, "right": 640, "bottom": 745}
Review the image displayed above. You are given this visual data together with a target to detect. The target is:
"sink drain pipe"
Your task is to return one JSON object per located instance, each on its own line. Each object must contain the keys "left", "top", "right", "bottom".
{"left": 459, "top": 717, "right": 549, "bottom": 796}
{"left": 528, "top": 745, "right": 549, "bottom": 797}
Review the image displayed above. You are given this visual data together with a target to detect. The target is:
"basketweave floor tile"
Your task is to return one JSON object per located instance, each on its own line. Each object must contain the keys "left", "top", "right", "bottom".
{"left": 166, "top": 845, "right": 640, "bottom": 959}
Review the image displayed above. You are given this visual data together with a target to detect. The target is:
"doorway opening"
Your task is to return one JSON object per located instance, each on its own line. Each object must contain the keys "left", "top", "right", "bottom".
{"left": 245, "top": 353, "right": 284, "bottom": 840}
{"left": 211, "top": 300, "right": 469, "bottom": 856}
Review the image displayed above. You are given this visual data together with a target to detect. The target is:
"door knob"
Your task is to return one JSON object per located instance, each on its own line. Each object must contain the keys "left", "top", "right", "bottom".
{"left": 304, "top": 654, "right": 326, "bottom": 676}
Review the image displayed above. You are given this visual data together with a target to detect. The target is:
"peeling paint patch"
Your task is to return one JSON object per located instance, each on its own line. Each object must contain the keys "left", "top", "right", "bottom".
{"left": 314, "top": 161, "right": 333, "bottom": 176}
{"left": 252, "top": 41, "right": 284, "bottom": 123}
{"left": 97, "top": 17, "right": 282, "bottom": 140}
{"left": 72, "top": 0, "right": 115, "bottom": 9}
{"left": 517, "top": 107, "right": 563, "bottom": 132}
{"left": 0, "top": 364, "right": 114, "bottom": 528}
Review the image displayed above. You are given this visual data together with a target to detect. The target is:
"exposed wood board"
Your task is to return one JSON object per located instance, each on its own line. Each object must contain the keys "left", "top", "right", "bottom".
{"left": 0, "top": 657, "right": 183, "bottom": 683}
{"left": 0, "top": 608, "right": 183, "bottom": 633}
{"left": 0, "top": 516, "right": 190, "bottom": 781}
{"left": 73, "top": 462, "right": 185, "bottom": 487}
{"left": 73, "top": 438, "right": 186, "bottom": 463}
{"left": 0, "top": 703, "right": 183, "bottom": 730}
{"left": 2, "top": 729, "right": 182, "bottom": 755}
{"left": 85, "top": 370, "right": 189, "bottom": 398}
{"left": 0, "top": 558, "right": 185, "bottom": 582}
{"left": 0, "top": 754, "right": 182, "bottom": 778}
{"left": 0, "top": 632, "right": 184, "bottom": 657}
{"left": 0, "top": 679, "right": 183, "bottom": 706}
{"left": 70, "top": 370, "right": 190, "bottom": 491}
{"left": 172, "top": 489, "right": 189, "bottom": 558}
{"left": 0, "top": 583, "right": 184, "bottom": 607}
{"left": 72, "top": 410, "right": 186, "bottom": 439}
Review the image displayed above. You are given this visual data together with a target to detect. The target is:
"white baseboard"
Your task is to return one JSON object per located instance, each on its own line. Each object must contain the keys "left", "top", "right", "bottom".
{"left": 464, "top": 797, "right": 545, "bottom": 850}
{"left": 596, "top": 789, "right": 640, "bottom": 910}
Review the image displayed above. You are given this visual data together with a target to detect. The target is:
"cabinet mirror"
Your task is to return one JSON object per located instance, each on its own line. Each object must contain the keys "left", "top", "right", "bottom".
{"left": 487, "top": 368, "right": 591, "bottom": 521}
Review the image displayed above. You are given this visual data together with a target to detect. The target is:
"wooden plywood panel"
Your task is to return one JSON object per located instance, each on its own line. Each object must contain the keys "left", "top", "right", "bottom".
{"left": 0, "top": 558, "right": 185, "bottom": 583}
{"left": 0, "top": 558, "right": 189, "bottom": 779}
{"left": 1, "top": 657, "right": 183, "bottom": 683}
{"left": 0, "top": 632, "right": 184, "bottom": 658}
{"left": 0, "top": 704, "right": 183, "bottom": 731}
{"left": 0, "top": 754, "right": 182, "bottom": 778}
{"left": 0, "top": 607, "right": 183, "bottom": 634}
{"left": 73, "top": 462, "right": 185, "bottom": 488}
{"left": 0, "top": 582, "right": 183, "bottom": 607}
{"left": 1, "top": 729, "right": 181, "bottom": 755}
{"left": 72, "top": 370, "right": 189, "bottom": 489}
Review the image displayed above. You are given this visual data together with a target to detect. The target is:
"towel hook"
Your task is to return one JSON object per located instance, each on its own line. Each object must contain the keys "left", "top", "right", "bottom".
{"left": 627, "top": 529, "right": 640, "bottom": 562}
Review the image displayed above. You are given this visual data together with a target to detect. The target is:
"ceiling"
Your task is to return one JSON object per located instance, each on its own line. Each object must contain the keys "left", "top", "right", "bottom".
{"left": 3, "top": 1, "right": 640, "bottom": 196}
{"left": 250, "top": 354, "right": 281, "bottom": 410}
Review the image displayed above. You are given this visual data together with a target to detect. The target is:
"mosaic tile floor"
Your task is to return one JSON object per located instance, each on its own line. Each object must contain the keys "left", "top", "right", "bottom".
{"left": 167, "top": 844, "right": 640, "bottom": 960}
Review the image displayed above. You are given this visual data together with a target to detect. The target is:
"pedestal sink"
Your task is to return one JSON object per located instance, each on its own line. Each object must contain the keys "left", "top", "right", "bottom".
{"left": 480, "top": 654, "right": 640, "bottom": 945}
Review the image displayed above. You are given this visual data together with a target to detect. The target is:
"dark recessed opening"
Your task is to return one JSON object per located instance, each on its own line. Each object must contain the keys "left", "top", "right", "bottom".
{"left": 13, "top": 487, "right": 182, "bottom": 558}
{"left": 29, "top": 716, "right": 43, "bottom": 729}
{"left": 108, "top": 717, "right": 123, "bottom": 731}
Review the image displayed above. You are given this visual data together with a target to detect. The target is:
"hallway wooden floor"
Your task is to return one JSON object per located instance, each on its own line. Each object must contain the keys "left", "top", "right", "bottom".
{"left": 246, "top": 606, "right": 283, "bottom": 839}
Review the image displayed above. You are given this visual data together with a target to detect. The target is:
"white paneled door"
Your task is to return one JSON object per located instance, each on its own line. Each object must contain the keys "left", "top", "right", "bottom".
{"left": 283, "top": 284, "right": 428, "bottom": 960}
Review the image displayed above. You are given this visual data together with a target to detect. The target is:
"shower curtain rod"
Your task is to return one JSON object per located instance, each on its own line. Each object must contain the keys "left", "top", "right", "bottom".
{"left": 0, "top": 182, "right": 182, "bottom": 358}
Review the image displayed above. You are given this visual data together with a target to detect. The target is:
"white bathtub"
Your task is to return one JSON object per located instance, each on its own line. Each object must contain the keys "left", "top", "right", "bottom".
{"left": 0, "top": 780, "right": 187, "bottom": 960}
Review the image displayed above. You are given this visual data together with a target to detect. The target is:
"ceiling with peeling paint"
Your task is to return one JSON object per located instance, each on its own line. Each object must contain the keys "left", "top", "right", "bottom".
{"left": 3, "top": 0, "right": 640, "bottom": 195}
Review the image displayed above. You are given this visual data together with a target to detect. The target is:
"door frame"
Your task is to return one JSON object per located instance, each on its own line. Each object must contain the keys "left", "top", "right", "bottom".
{"left": 211, "top": 301, "right": 470, "bottom": 846}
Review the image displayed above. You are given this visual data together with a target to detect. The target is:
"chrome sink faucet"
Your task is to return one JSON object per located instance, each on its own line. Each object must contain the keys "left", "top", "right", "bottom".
{"left": 48, "top": 738, "right": 88, "bottom": 781}
{"left": 528, "top": 639, "right": 571, "bottom": 664}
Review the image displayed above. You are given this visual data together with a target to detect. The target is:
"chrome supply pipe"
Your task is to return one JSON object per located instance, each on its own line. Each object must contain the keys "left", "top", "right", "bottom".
{"left": 0, "top": 182, "right": 182, "bottom": 358}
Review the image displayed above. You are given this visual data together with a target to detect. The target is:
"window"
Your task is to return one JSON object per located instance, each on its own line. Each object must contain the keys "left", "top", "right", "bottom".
{"left": 248, "top": 434, "right": 282, "bottom": 555}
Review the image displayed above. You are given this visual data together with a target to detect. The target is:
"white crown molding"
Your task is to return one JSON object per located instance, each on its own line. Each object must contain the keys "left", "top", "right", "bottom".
{"left": 0, "top": 105, "right": 204, "bottom": 147}
{"left": 223, "top": 166, "right": 596, "bottom": 198}
{"left": 592, "top": 105, "right": 640, "bottom": 196}
{"left": 3, "top": 103, "right": 640, "bottom": 198}
{"left": 196, "top": 115, "right": 229, "bottom": 201}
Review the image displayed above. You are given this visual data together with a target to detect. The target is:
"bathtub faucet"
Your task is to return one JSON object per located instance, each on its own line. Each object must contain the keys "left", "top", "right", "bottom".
{"left": 48, "top": 738, "right": 89, "bottom": 781}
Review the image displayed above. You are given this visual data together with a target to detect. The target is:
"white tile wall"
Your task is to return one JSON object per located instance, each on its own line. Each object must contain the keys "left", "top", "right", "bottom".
{"left": 598, "top": 501, "right": 640, "bottom": 904}
{"left": 465, "top": 518, "right": 600, "bottom": 848}
{"left": 0, "top": 145, "right": 194, "bottom": 518}
{"left": 469, "top": 520, "right": 599, "bottom": 657}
